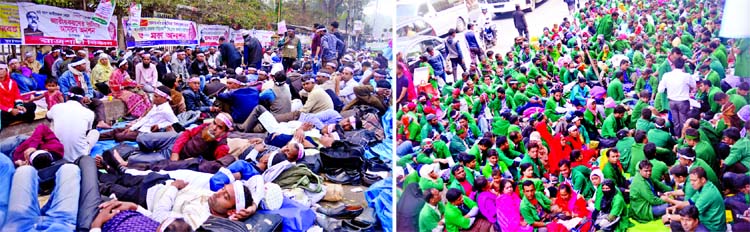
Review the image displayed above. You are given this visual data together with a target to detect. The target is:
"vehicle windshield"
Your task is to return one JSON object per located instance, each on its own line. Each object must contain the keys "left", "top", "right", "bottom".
{"left": 396, "top": 4, "right": 417, "bottom": 17}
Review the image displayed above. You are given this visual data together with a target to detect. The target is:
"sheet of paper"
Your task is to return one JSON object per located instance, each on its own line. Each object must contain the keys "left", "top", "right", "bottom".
{"left": 413, "top": 67, "right": 429, "bottom": 86}
{"left": 258, "top": 111, "right": 280, "bottom": 134}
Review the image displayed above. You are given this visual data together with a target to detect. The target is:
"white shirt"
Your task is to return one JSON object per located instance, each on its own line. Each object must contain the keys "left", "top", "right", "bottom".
{"left": 657, "top": 69, "right": 695, "bottom": 101}
{"left": 47, "top": 100, "right": 95, "bottom": 162}
{"left": 339, "top": 78, "right": 359, "bottom": 103}
{"left": 130, "top": 102, "right": 179, "bottom": 133}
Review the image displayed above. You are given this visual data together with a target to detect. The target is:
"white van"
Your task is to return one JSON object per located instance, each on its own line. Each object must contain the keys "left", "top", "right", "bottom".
{"left": 479, "top": 0, "right": 544, "bottom": 15}
{"left": 396, "top": 0, "right": 473, "bottom": 37}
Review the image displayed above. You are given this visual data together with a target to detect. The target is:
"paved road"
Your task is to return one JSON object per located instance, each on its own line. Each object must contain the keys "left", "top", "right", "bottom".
{"left": 486, "top": 0, "right": 572, "bottom": 55}
{"left": 446, "top": 0, "right": 571, "bottom": 82}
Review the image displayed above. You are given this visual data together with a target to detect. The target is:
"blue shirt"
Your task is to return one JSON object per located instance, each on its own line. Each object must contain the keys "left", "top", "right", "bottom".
{"left": 217, "top": 87, "right": 260, "bottom": 123}
{"left": 299, "top": 109, "right": 342, "bottom": 130}
{"left": 465, "top": 31, "right": 480, "bottom": 49}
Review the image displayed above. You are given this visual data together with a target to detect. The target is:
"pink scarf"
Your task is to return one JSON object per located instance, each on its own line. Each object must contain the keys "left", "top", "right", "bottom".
{"left": 496, "top": 193, "right": 534, "bottom": 232}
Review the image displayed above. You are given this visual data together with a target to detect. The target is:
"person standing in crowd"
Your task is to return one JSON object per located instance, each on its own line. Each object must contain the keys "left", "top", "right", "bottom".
{"left": 658, "top": 58, "right": 695, "bottom": 136}
{"left": 243, "top": 33, "right": 264, "bottom": 69}
{"left": 513, "top": 4, "right": 528, "bottom": 39}
{"left": 279, "top": 28, "right": 302, "bottom": 72}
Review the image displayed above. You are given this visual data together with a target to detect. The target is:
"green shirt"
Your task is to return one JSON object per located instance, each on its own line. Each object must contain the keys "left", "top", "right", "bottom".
{"left": 616, "top": 137, "right": 636, "bottom": 172}
{"left": 444, "top": 196, "right": 477, "bottom": 232}
{"left": 689, "top": 182, "right": 727, "bottom": 232}
{"left": 629, "top": 174, "right": 670, "bottom": 222}
{"left": 607, "top": 78, "right": 625, "bottom": 102}
{"left": 601, "top": 114, "right": 624, "bottom": 139}
{"left": 520, "top": 192, "right": 552, "bottom": 230}
{"left": 419, "top": 203, "right": 443, "bottom": 232}
{"left": 725, "top": 137, "right": 750, "bottom": 172}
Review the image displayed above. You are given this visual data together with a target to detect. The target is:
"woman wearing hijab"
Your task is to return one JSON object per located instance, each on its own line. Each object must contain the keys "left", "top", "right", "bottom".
{"left": 419, "top": 164, "right": 445, "bottom": 191}
{"left": 592, "top": 179, "right": 629, "bottom": 232}
{"left": 397, "top": 183, "right": 427, "bottom": 231}
{"left": 587, "top": 168, "right": 604, "bottom": 212}
{"left": 91, "top": 54, "right": 114, "bottom": 87}
{"left": 495, "top": 179, "right": 534, "bottom": 232}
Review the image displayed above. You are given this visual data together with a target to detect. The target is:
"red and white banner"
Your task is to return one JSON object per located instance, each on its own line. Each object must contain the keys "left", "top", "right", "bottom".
{"left": 18, "top": 2, "right": 117, "bottom": 47}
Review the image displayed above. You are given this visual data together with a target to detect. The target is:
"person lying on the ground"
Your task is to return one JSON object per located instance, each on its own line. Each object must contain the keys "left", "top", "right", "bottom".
{"left": 116, "top": 113, "right": 233, "bottom": 164}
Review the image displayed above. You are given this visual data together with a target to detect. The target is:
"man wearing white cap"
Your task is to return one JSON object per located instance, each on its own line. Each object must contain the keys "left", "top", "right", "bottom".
{"left": 182, "top": 77, "right": 217, "bottom": 114}
{"left": 170, "top": 50, "right": 189, "bottom": 79}
{"left": 206, "top": 46, "right": 221, "bottom": 70}
{"left": 54, "top": 49, "right": 76, "bottom": 78}
{"left": 216, "top": 76, "right": 260, "bottom": 124}
{"left": 135, "top": 54, "right": 160, "bottom": 93}
{"left": 58, "top": 58, "right": 110, "bottom": 130}
{"left": 320, "top": 26, "right": 344, "bottom": 68}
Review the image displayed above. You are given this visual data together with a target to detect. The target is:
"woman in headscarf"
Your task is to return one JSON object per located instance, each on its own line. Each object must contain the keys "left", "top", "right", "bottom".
{"left": 419, "top": 164, "right": 445, "bottom": 191}
{"left": 587, "top": 168, "right": 604, "bottom": 212}
{"left": 495, "top": 179, "right": 534, "bottom": 232}
{"left": 472, "top": 177, "right": 498, "bottom": 231}
{"left": 549, "top": 183, "right": 592, "bottom": 232}
{"left": 396, "top": 183, "right": 426, "bottom": 231}
{"left": 592, "top": 179, "right": 629, "bottom": 232}
{"left": 108, "top": 59, "right": 151, "bottom": 118}
{"left": 91, "top": 53, "right": 114, "bottom": 87}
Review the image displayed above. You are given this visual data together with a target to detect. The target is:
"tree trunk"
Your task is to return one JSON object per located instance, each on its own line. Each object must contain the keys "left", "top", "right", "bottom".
{"left": 301, "top": 0, "right": 306, "bottom": 13}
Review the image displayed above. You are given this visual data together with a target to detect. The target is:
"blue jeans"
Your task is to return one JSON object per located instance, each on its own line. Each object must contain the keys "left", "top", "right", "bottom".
{"left": 2, "top": 164, "right": 81, "bottom": 232}
{"left": 0, "top": 153, "right": 15, "bottom": 228}
{"left": 652, "top": 203, "right": 669, "bottom": 217}
{"left": 397, "top": 141, "right": 414, "bottom": 157}
{"left": 0, "top": 135, "right": 29, "bottom": 157}
{"left": 132, "top": 131, "right": 180, "bottom": 163}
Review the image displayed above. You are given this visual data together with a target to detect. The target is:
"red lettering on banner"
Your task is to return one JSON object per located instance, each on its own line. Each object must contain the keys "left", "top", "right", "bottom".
{"left": 151, "top": 32, "right": 163, "bottom": 39}
{"left": 0, "top": 26, "right": 18, "bottom": 32}
{"left": 60, "top": 26, "right": 78, "bottom": 33}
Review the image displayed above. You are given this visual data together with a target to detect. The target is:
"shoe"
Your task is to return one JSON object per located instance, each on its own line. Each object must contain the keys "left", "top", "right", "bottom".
{"left": 324, "top": 168, "right": 361, "bottom": 185}
{"left": 317, "top": 205, "right": 364, "bottom": 219}
{"left": 315, "top": 213, "right": 343, "bottom": 231}
{"left": 354, "top": 207, "right": 376, "bottom": 225}
{"left": 101, "top": 150, "right": 122, "bottom": 175}
{"left": 343, "top": 219, "right": 374, "bottom": 232}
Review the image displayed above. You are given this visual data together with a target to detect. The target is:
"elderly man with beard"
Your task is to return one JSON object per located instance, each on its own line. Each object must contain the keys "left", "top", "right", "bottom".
{"left": 58, "top": 57, "right": 110, "bottom": 129}
{"left": 119, "top": 112, "right": 233, "bottom": 164}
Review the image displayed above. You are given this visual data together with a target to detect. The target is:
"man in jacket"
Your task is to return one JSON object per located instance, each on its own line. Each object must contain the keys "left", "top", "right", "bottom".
{"left": 243, "top": 33, "right": 263, "bottom": 69}
{"left": 512, "top": 5, "right": 529, "bottom": 39}
{"left": 278, "top": 28, "right": 303, "bottom": 72}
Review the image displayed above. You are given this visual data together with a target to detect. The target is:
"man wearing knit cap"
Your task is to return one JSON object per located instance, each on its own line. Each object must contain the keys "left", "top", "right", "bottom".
{"left": 58, "top": 57, "right": 110, "bottom": 129}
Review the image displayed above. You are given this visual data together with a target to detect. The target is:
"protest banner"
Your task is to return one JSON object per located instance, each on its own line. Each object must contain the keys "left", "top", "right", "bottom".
{"left": 18, "top": 2, "right": 117, "bottom": 46}
{"left": 251, "top": 30, "right": 276, "bottom": 47}
{"left": 198, "top": 24, "right": 230, "bottom": 47}
{"left": 0, "top": 2, "right": 21, "bottom": 45}
{"left": 128, "top": 2, "right": 141, "bottom": 29}
{"left": 92, "top": 0, "right": 115, "bottom": 26}
{"left": 230, "top": 29, "right": 245, "bottom": 47}
{"left": 122, "top": 17, "right": 198, "bottom": 48}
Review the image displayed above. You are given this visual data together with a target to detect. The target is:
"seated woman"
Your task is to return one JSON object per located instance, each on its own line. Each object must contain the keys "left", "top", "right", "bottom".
{"left": 109, "top": 59, "right": 151, "bottom": 118}
{"left": 549, "top": 183, "right": 592, "bottom": 232}
{"left": 472, "top": 177, "right": 500, "bottom": 231}
{"left": 496, "top": 179, "right": 534, "bottom": 232}
{"left": 0, "top": 62, "right": 37, "bottom": 129}
{"left": 592, "top": 179, "right": 629, "bottom": 232}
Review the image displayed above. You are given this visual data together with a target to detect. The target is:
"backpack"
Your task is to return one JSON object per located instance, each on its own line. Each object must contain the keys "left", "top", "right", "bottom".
{"left": 319, "top": 141, "right": 365, "bottom": 170}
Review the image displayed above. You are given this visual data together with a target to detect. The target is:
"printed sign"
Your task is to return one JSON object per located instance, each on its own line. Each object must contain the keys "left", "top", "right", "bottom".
{"left": 92, "top": 0, "right": 115, "bottom": 26}
{"left": 122, "top": 17, "right": 198, "bottom": 48}
{"left": 0, "top": 2, "right": 21, "bottom": 45}
{"left": 198, "top": 24, "right": 230, "bottom": 47}
{"left": 128, "top": 2, "right": 141, "bottom": 29}
{"left": 18, "top": 2, "right": 117, "bottom": 46}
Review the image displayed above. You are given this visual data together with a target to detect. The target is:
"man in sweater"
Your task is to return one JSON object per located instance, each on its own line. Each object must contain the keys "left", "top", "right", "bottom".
{"left": 299, "top": 76, "right": 334, "bottom": 114}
